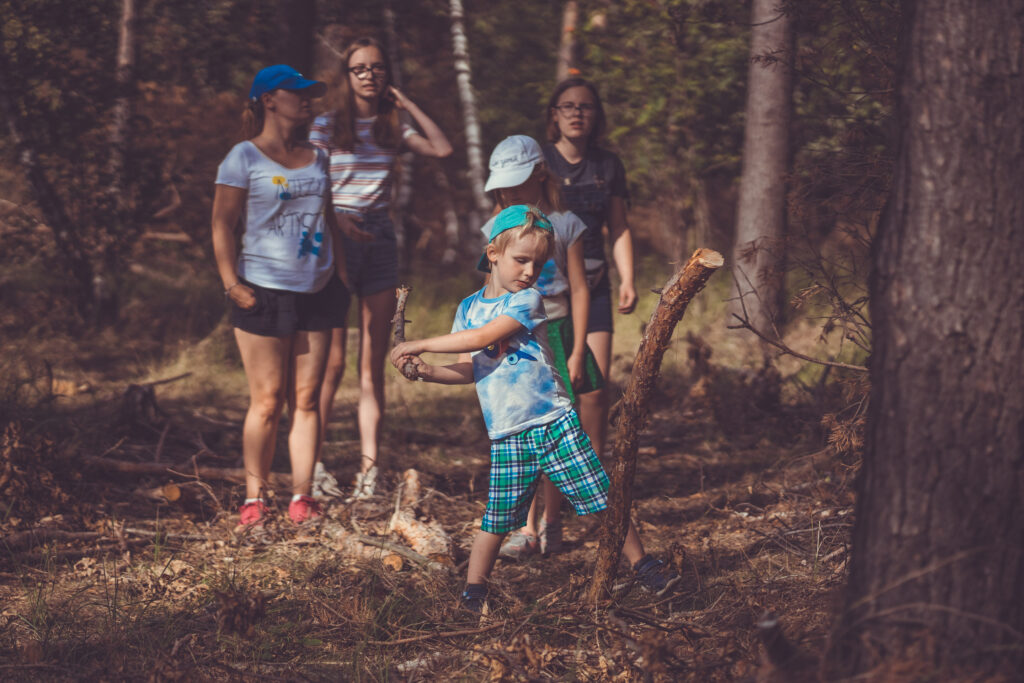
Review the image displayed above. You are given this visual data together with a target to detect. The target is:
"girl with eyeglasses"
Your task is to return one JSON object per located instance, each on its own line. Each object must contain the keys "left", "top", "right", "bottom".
{"left": 310, "top": 37, "right": 452, "bottom": 500}
{"left": 542, "top": 77, "right": 637, "bottom": 466}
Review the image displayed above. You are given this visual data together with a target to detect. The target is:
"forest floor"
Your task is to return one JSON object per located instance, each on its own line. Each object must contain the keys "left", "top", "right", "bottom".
{"left": 0, "top": 255, "right": 861, "bottom": 681}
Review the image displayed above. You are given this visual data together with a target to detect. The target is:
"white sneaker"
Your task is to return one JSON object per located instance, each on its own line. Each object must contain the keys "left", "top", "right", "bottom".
{"left": 347, "top": 466, "right": 378, "bottom": 501}
{"left": 312, "top": 462, "right": 344, "bottom": 499}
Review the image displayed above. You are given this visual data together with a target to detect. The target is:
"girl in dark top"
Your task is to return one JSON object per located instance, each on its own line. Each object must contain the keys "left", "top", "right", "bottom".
{"left": 542, "top": 77, "right": 636, "bottom": 463}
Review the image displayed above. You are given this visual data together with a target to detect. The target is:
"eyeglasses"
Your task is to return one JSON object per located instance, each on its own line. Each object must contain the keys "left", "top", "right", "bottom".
{"left": 349, "top": 64, "right": 387, "bottom": 79}
{"left": 553, "top": 102, "right": 596, "bottom": 115}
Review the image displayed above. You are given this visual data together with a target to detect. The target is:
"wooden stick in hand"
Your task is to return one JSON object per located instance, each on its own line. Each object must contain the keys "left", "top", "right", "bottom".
{"left": 391, "top": 285, "right": 420, "bottom": 380}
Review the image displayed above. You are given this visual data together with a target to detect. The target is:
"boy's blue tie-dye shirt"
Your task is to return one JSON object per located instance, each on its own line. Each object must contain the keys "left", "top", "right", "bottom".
{"left": 451, "top": 287, "right": 572, "bottom": 440}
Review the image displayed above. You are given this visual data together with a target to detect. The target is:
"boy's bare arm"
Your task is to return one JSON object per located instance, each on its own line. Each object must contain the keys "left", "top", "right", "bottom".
{"left": 393, "top": 354, "right": 474, "bottom": 384}
{"left": 391, "top": 315, "right": 524, "bottom": 362}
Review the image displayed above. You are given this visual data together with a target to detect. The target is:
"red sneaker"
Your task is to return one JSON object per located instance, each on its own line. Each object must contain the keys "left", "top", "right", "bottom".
{"left": 239, "top": 500, "right": 270, "bottom": 527}
{"left": 288, "top": 495, "right": 322, "bottom": 524}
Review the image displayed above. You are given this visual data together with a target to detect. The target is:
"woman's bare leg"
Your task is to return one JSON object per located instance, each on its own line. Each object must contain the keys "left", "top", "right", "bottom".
{"left": 578, "top": 330, "right": 613, "bottom": 457}
{"left": 317, "top": 326, "right": 348, "bottom": 461}
{"left": 287, "top": 329, "right": 330, "bottom": 496}
{"left": 355, "top": 289, "right": 396, "bottom": 473}
{"left": 235, "top": 329, "right": 288, "bottom": 500}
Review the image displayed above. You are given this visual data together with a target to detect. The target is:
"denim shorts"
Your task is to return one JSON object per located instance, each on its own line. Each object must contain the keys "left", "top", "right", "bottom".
{"left": 482, "top": 410, "right": 609, "bottom": 534}
{"left": 229, "top": 275, "right": 351, "bottom": 337}
{"left": 587, "top": 271, "right": 614, "bottom": 333}
{"left": 338, "top": 209, "right": 399, "bottom": 298}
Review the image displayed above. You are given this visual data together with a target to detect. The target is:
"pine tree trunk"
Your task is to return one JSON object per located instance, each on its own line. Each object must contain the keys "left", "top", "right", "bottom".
{"left": 448, "top": 0, "right": 489, "bottom": 225}
{"left": 728, "top": 0, "right": 793, "bottom": 336}
{"left": 829, "top": 0, "right": 1024, "bottom": 676}
{"left": 281, "top": 0, "right": 315, "bottom": 75}
{"left": 556, "top": 1, "right": 581, "bottom": 82}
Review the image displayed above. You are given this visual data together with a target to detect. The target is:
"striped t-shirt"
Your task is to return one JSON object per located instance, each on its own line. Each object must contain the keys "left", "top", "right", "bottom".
{"left": 309, "top": 113, "right": 415, "bottom": 213}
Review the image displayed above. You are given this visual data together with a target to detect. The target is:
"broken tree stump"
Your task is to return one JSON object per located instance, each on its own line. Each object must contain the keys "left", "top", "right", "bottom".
{"left": 588, "top": 248, "right": 723, "bottom": 604}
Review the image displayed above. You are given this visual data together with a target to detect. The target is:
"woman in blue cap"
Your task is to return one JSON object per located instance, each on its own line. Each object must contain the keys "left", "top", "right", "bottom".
{"left": 212, "top": 65, "right": 349, "bottom": 529}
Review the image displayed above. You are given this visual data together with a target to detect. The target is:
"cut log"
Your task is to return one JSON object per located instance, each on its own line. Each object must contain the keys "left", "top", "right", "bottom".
{"left": 387, "top": 469, "right": 454, "bottom": 567}
{"left": 588, "top": 248, "right": 724, "bottom": 603}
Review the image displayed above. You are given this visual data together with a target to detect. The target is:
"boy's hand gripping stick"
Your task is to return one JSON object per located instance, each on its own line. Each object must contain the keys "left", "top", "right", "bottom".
{"left": 391, "top": 285, "right": 420, "bottom": 381}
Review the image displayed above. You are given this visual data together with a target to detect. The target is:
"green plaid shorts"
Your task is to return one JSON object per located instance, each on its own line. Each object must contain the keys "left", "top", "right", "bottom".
{"left": 482, "top": 409, "right": 609, "bottom": 534}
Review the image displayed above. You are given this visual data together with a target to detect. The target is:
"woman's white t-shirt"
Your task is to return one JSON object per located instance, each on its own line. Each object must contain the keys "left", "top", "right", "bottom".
{"left": 215, "top": 141, "right": 334, "bottom": 293}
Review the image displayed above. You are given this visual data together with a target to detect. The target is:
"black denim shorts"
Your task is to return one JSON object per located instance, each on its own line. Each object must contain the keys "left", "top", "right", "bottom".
{"left": 229, "top": 275, "right": 351, "bottom": 337}
{"left": 587, "top": 271, "right": 613, "bottom": 334}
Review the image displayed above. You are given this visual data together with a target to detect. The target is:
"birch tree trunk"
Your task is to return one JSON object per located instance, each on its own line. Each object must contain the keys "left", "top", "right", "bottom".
{"left": 828, "top": 0, "right": 1024, "bottom": 677}
{"left": 108, "top": 0, "right": 135, "bottom": 210}
{"left": 449, "top": 0, "right": 489, "bottom": 231}
{"left": 556, "top": 1, "right": 581, "bottom": 82}
{"left": 728, "top": 0, "right": 793, "bottom": 337}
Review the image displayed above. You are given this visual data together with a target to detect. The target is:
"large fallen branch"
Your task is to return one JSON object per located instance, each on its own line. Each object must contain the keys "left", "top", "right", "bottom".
{"left": 588, "top": 248, "right": 723, "bottom": 604}
{"left": 82, "top": 455, "right": 290, "bottom": 488}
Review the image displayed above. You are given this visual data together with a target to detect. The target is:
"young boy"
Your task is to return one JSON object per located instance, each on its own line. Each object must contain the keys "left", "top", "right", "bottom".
{"left": 391, "top": 204, "right": 679, "bottom": 612}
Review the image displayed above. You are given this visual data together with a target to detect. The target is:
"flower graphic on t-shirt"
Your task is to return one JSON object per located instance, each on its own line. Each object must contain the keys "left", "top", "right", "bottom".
{"left": 482, "top": 339, "right": 537, "bottom": 366}
{"left": 272, "top": 175, "right": 292, "bottom": 200}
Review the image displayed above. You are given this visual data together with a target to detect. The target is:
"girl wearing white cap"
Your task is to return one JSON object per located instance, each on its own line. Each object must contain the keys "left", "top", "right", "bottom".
{"left": 480, "top": 135, "right": 603, "bottom": 560}
{"left": 212, "top": 65, "right": 348, "bottom": 529}
{"left": 310, "top": 37, "right": 452, "bottom": 500}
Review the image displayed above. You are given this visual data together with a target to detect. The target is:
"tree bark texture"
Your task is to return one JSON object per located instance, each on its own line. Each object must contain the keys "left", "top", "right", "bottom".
{"left": 281, "top": 0, "right": 315, "bottom": 76}
{"left": 556, "top": 0, "right": 581, "bottom": 82}
{"left": 449, "top": 0, "right": 489, "bottom": 218}
{"left": 588, "top": 249, "right": 723, "bottom": 604}
{"left": 728, "top": 0, "right": 793, "bottom": 336}
{"left": 108, "top": 0, "right": 135, "bottom": 209}
{"left": 831, "top": 0, "right": 1024, "bottom": 676}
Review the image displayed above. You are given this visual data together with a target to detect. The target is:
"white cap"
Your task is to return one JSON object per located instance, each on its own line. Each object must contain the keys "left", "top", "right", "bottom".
{"left": 484, "top": 135, "right": 544, "bottom": 192}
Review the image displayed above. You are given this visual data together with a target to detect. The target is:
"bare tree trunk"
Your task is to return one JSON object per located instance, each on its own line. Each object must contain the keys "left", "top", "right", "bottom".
{"left": 108, "top": 0, "right": 134, "bottom": 206}
{"left": 434, "top": 168, "right": 461, "bottom": 265}
{"left": 383, "top": 0, "right": 416, "bottom": 260}
{"left": 281, "top": 0, "right": 315, "bottom": 75}
{"left": 828, "top": 0, "right": 1024, "bottom": 677}
{"left": 556, "top": 0, "right": 581, "bottom": 82}
{"left": 728, "top": 0, "right": 793, "bottom": 337}
{"left": 92, "top": 0, "right": 137, "bottom": 327}
{"left": 589, "top": 249, "right": 723, "bottom": 604}
{"left": 448, "top": 0, "right": 489, "bottom": 228}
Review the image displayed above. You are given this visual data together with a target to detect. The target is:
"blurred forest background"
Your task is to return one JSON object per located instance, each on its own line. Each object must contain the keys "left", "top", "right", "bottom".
{"left": 0, "top": 0, "right": 894, "bottom": 345}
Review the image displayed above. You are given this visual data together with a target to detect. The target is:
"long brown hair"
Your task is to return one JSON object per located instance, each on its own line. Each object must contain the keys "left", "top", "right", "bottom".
{"left": 327, "top": 37, "right": 401, "bottom": 151}
{"left": 545, "top": 77, "right": 607, "bottom": 145}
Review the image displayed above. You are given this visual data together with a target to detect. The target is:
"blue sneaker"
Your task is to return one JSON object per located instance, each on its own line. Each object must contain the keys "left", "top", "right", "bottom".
{"left": 633, "top": 555, "right": 681, "bottom": 597}
{"left": 461, "top": 584, "right": 489, "bottom": 614}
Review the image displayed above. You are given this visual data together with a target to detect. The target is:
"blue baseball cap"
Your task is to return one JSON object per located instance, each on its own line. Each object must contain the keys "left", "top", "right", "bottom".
{"left": 476, "top": 204, "right": 553, "bottom": 272}
{"left": 249, "top": 64, "right": 327, "bottom": 101}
